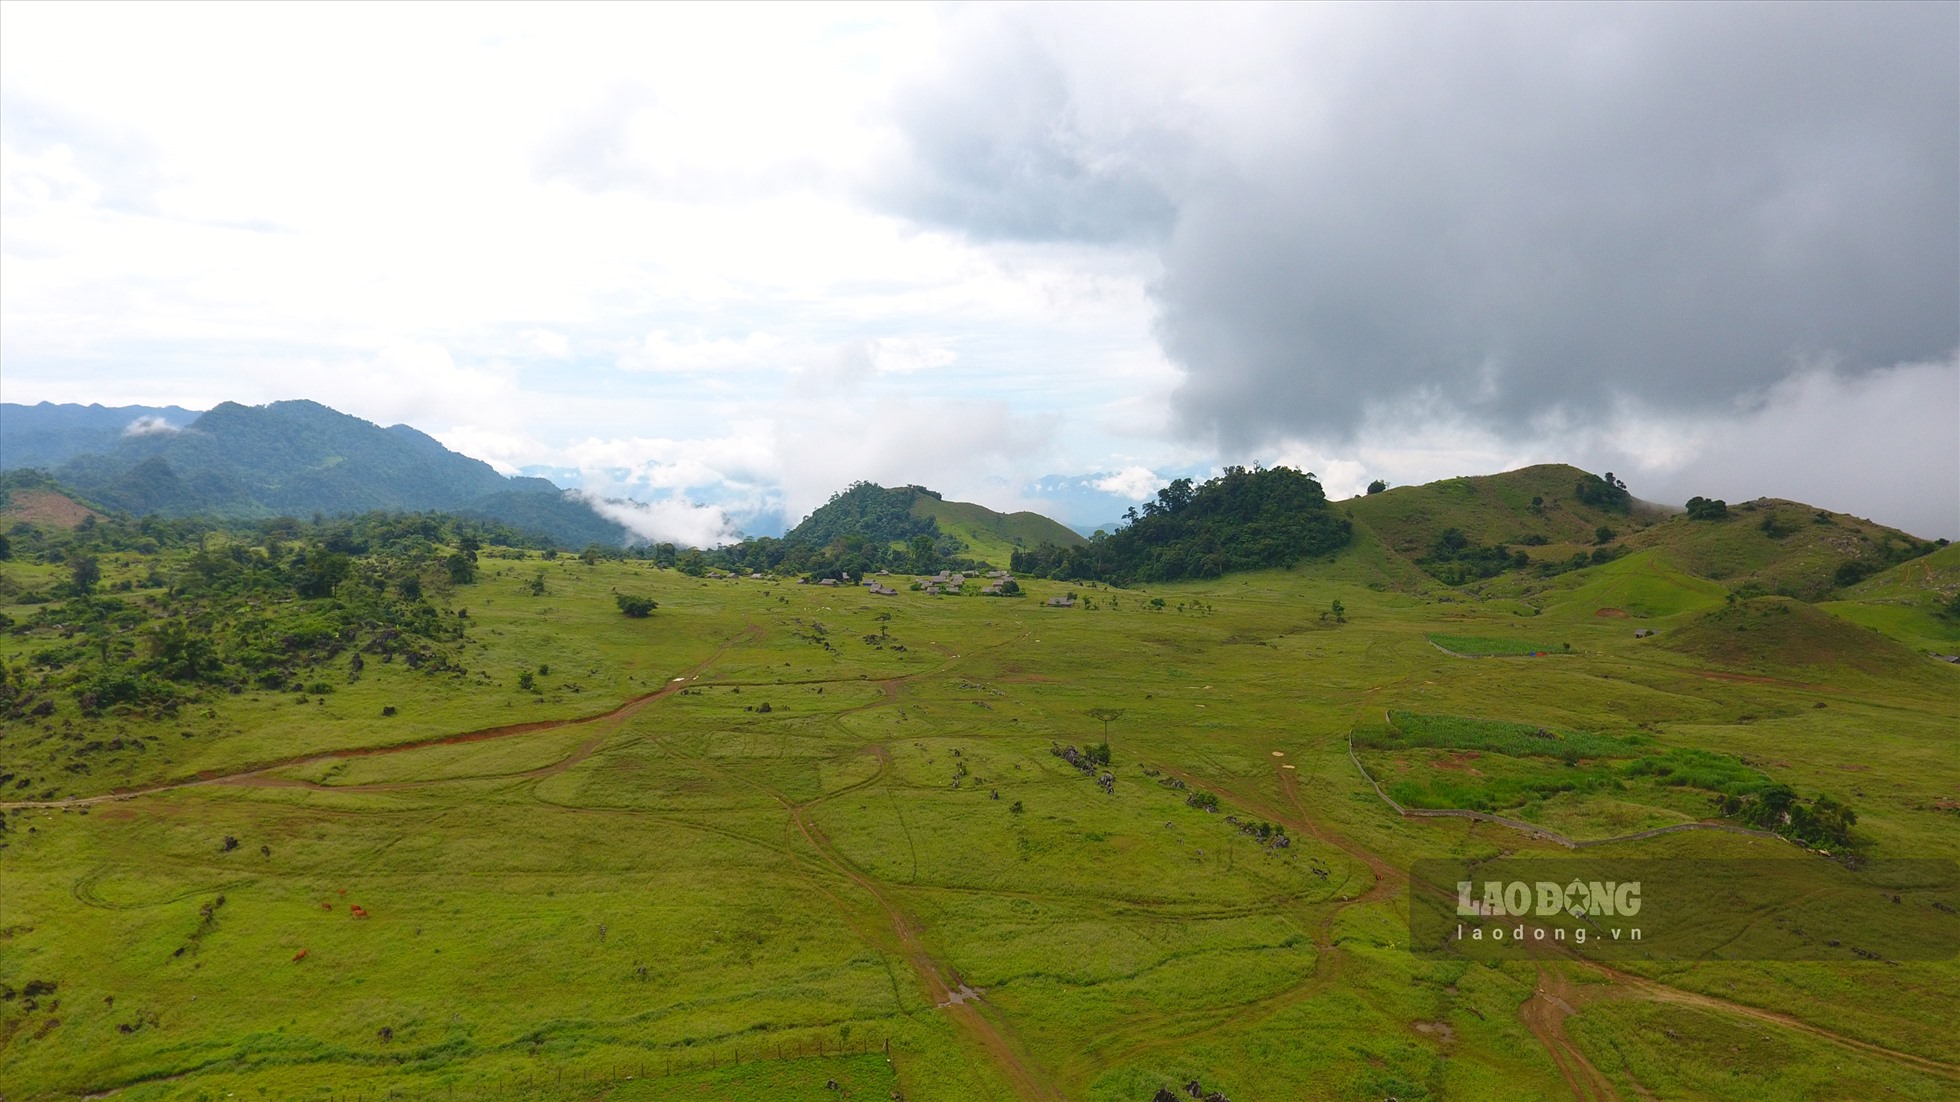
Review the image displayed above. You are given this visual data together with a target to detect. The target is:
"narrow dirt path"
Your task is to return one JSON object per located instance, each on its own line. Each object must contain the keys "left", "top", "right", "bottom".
{"left": 1087, "top": 761, "right": 1408, "bottom": 1075}
{"left": 635, "top": 723, "right": 1064, "bottom": 1101}
{"left": 32, "top": 621, "right": 1065, "bottom": 1098}
{"left": 0, "top": 635, "right": 751, "bottom": 810}
{"left": 788, "top": 797, "right": 1065, "bottom": 1101}
{"left": 1520, "top": 963, "right": 1620, "bottom": 1102}
{"left": 1585, "top": 963, "right": 1960, "bottom": 1080}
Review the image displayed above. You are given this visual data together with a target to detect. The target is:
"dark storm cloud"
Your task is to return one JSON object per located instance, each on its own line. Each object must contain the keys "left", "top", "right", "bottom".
{"left": 886, "top": 4, "right": 1959, "bottom": 448}
{"left": 876, "top": 17, "right": 1178, "bottom": 243}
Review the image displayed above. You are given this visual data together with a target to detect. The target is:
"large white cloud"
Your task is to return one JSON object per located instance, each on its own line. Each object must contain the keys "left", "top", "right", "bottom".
{"left": 578, "top": 493, "right": 743, "bottom": 549}
{"left": 3, "top": 4, "right": 1952, "bottom": 542}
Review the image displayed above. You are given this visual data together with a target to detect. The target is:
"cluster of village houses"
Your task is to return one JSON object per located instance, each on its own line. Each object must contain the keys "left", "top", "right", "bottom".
{"left": 702, "top": 567, "right": 1078, "bottom": 606}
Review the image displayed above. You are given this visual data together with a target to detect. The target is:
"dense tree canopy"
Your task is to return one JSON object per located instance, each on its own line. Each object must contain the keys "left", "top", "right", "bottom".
{"left": 1011, "top": 466, "right": 1351, "bottom": 584}
{"left": 0, "top": 508, "right": 507, "bottom": 722}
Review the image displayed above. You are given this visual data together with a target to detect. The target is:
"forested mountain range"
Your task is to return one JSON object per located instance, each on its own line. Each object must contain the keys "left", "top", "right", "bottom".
{"left": 0, "top": 402, "right": 203, "bottom": 470}
{"left": 1, "top": 400, "right": 626, "bottom": 548}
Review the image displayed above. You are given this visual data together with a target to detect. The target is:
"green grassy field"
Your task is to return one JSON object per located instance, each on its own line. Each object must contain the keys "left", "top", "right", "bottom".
{"left": 4, "top": 537, "right": 1958, "bottom": 1101}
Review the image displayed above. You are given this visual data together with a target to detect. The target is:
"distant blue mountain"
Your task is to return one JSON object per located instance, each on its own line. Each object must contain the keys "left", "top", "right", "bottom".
{"left": 0, "top": 401, "right": 203, "bottom": 470}
{"left": 3, "top": 399, "right": 628, "bottom": 548}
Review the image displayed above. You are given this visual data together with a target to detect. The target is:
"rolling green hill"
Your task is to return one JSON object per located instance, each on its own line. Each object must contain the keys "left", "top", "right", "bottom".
{"left": 1343, "top": 465, "right": 1662, "bottom": 585}
{"left": 909, "top": 493, "right": 1084, "bottom": 565}
{"left": 1820, "top": 541, "right": 1960, "bottom": 653}
{"left": 1346, "top": 464, "right": 1655, "bottom": 557}
{"left": 1532, "top": 548, "right": 1733, "bottom": 621}
{"left": 1660, "top": 595, "right": 1948, "bottom": 683}
{"left": 1342, "top": 468, "right": 1945, "bottom": 613}
{"left": 775, "top": 481, "right": 1081, "bottom": 572}
{"left": 1621, "top": 498, "right": 1938, "bottom": 602}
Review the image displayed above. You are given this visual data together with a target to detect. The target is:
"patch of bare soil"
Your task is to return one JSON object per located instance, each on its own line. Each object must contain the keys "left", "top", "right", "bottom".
{"left": 1429, "top": 751, "right": 1484, "bottom": 775}
{"left": 1520, "top": 964, "right": 1619, "bottom": 1102}
{"left": 1, "top": 490, "right": 103, "bottom": 529}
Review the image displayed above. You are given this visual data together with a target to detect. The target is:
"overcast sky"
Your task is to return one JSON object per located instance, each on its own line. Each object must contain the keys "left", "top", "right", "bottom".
{"left": 3, "top": 2, "right": 1955, "bottom": 541}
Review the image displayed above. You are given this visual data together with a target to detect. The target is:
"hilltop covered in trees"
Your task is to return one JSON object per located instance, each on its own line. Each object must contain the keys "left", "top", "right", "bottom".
{"left": 1011, "top": 466, "right": 1352, "bottom": 583}
{"left": 700, "top": 482, "right": 1083, "bottom": 581}
{"left": 701, "top": 483, "right": 972, "bottom": 580}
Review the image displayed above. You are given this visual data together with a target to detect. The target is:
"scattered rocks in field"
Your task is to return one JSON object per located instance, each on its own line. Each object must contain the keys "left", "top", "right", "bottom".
{"left": 1414, "top": 1020, "right": 1456, "bottom": 1043}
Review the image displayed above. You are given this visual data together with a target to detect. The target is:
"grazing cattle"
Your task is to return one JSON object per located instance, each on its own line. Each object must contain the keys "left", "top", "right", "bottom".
{"left": 321, "top": 902, "right": 333, "bottom": 911}
{"left": 350, "top": 905, "right": 370, "bottom": 919}
{"left": 292, "top": 949, "right": 309, "bottom": 962}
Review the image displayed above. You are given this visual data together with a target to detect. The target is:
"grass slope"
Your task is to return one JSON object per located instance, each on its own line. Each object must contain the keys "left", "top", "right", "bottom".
{"left": 1822, "top": 542, "right": 1960, "bottom": 654}
{"left": 1623, "top": 499, "right": 1936, "bottom": 601}
{"left": 1661, "top": 595, "right": 1949, "bottom": 681}
{"left": 1346, "top": 464, "right": 1653, "bottom": 561}
{"left": 912, "top": 495, "right": 1084, "bottom": 566}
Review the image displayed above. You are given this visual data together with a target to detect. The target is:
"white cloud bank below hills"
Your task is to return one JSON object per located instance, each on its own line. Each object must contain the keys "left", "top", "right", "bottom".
{"left": 579, "top": 493, "right": 744, "bottom": 550}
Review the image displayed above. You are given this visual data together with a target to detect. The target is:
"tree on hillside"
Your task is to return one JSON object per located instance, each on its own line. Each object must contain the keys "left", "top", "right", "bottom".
{"left": 1574, "top": 471, "right": 1632, "bottom": 513}
{"left": 1367, "top": 479, "right": 1388, "bottom": 495}
{"left": 909, "top": 533, "right": 936, "bottom": 573}
{"left": 69, "top": 553, "right": 101, "bottom": 595}
{"left": 292, "top": 550, "right": 351, "bottom": 598}
{"left": 616, "top": 594, "right": 657, "bottom": 617}
{"left": 1086, "top": 707, "right": 1124, "bottom": 741}
{"left": 146, "top": 619, "right": 221, "bottom": 682}
{"left": 1685, "top": 496, "right": 1729, "bottom": 521}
